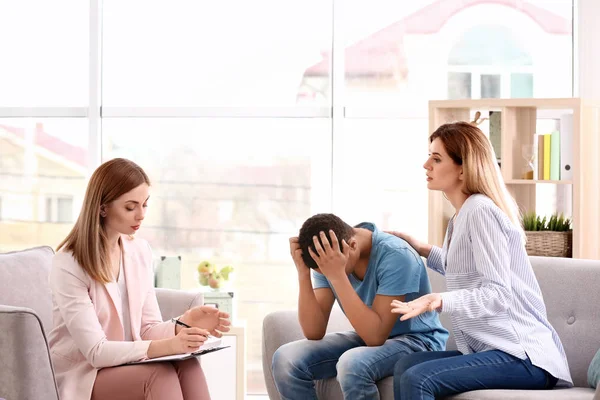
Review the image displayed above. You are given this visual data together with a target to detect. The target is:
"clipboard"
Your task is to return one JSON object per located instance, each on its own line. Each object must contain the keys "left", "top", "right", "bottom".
{"left": 124, "top": 337, "right": 230, "bottom": 365}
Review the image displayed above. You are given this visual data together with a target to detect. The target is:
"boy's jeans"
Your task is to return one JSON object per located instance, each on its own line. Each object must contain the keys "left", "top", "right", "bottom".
{"left": 272, "top": 331, "right": 431, "bottom": 400}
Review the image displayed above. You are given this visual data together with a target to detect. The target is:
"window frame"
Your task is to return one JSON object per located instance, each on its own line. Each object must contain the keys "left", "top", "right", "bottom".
{"left": 41, "top": 195, "right": 74, "bottom": 223}
{"left": 447, "top": 65, "right": 535, "bottom": 99}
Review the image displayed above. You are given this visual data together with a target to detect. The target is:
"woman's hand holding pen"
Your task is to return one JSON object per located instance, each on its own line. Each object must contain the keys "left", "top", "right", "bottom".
{"left": 148, "top": 322, "right": 212, "bottom": 359}
{"left": 170, "top": 327, "right": 211, "bottom": 354}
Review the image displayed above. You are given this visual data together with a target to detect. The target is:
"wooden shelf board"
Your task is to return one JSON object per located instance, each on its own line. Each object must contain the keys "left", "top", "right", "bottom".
{"left": 429, "top": 98, "right": 580, "bottom": 109}
{"left": 505, "top": 179, "right": 573, "bottom": 185}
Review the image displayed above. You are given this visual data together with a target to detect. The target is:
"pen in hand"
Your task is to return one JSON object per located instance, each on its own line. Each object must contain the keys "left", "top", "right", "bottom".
{"left": 171, "top": 318, "right": 212, "bottom": 338}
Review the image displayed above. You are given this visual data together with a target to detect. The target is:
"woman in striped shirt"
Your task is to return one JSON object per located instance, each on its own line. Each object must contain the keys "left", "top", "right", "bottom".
{"left": 388, "top": 121, "right": 572, "bottom": 399}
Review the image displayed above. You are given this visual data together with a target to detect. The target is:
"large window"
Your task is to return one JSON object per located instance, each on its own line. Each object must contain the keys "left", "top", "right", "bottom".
{"left": 0, "top": 0, "right": 573, "bottom": 395}
{"left": 103, "top": 0, "right": 332, "bottom": 107}
{"left": 0, "top": 119, "right": 88, "bottom": 250}
{"left": 0, "top": 1, "right": 88, "bottom": 106}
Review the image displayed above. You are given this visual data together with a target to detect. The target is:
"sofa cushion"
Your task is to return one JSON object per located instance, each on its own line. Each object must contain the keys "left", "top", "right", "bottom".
{"left": 528, "top": 256, "right": 600, "bottom": 388}
{"left": 311, "top": 377, "right": 595, "bottom": 400}
{"left": 0, "top": 246, "right": 54, "bottom": 332}
{"left": 447, "top": 387, "right": 595, "bottom": 399}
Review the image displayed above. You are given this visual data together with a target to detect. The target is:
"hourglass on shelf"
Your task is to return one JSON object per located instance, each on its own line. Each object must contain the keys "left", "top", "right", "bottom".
{"left": 521, "top": 144, "right": 535, "bottom": 180}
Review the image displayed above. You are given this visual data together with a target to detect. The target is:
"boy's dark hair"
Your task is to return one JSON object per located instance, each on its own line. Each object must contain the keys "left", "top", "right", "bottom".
{"left": 298, "top": 213, "right": 354, "bottom": 269}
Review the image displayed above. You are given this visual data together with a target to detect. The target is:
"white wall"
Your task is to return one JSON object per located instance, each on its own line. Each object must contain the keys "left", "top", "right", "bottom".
{"left": 577, "top": 0, "right": 600, "bottom": 98}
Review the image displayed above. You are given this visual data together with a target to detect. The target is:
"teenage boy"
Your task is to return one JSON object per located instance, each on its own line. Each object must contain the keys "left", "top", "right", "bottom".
{"left": 272, "top": 213, "right": 448, "bottom": 399}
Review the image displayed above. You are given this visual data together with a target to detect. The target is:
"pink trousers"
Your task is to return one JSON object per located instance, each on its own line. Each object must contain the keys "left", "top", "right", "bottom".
{"left": 91, "top": 358, "right": 210, "bottom": 400}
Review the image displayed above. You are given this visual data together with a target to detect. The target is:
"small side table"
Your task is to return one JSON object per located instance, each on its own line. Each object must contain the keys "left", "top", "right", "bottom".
{"left": 202, "top": 321, "right": 246, "bottom": 400}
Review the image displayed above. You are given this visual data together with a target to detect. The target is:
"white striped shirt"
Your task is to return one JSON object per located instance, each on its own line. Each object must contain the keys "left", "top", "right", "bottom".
{"left": 428, "top": 194, "right": 573, "bottom": 386}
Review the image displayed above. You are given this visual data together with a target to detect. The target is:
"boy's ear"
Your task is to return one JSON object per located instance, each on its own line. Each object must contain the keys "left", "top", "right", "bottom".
{"left": 348, "top": 237, "right": 358, "bottom": 250}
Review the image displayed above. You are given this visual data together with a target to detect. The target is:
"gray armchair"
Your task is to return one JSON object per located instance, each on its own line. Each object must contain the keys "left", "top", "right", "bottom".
{"left": 0, "top": 246, "right": 203, "bottom": 400}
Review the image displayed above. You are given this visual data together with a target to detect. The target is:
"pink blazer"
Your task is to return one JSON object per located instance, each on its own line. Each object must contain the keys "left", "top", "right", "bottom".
{"left": 48, "top": 235, "right": 175, "bottom": 400}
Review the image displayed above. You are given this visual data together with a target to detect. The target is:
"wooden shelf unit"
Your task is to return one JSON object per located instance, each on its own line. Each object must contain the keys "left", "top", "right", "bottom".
{"left": 428, "top": 98, "right": 600, "bottom": 260}
{"left": 505, "top": 180, "right": 573, "bottom": 185}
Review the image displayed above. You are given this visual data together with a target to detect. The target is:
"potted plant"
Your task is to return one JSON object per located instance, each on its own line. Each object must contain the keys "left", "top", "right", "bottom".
{"left": 522, "top": 212, "right": 572, "bottom": 258}
{"left": 196, "top": 261, "right": 235, "bottom": 291}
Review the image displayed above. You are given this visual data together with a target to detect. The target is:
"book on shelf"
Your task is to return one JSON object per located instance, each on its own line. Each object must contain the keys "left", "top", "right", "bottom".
{"left": 550, "top": 130, "right": 561, "bottom": 180}
{"left": 537, "top": 134, "right": 545, "bottom": 180}
{"left": 559, "top": 114, "right": 573, "bottom": 180}
{"left": 535, "top": 114, "right": 573, "bottom": 182}
{"left": 543, "top": 134, "right": 551, "bottom": 180}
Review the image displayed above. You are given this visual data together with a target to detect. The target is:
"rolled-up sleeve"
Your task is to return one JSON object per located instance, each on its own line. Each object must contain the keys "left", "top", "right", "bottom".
{"left": 426, "top": 246, "right": 445, "bottom": 276}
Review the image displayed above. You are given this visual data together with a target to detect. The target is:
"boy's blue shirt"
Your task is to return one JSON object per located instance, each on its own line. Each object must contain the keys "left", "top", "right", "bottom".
{"left": 312, "top": 222, "right": 448, "bottom": 350}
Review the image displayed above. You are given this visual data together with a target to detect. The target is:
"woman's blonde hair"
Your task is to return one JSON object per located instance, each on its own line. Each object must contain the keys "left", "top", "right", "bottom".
{"left": 430, "top": 121, "right": 524, "bottom": 240}
{"left": 57, "top": 158, "right": 150, "bottom": 283}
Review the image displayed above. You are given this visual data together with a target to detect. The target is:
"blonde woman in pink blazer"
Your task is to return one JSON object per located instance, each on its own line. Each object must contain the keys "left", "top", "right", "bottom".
{"left": 48, "top": 158, "right": 231, "bottom": 400}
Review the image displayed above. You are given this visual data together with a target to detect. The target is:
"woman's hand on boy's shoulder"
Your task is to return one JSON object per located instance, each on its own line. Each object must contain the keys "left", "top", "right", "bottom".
{"left": 385, "top": 230, "right": 431, "bottom": 258}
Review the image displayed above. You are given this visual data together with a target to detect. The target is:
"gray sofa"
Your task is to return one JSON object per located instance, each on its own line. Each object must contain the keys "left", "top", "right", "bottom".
{"left": 0, "top": 246, "right": 204, "bottom": 400}
{"left": 263, "top": 256, "right": 600, "bottom": 399}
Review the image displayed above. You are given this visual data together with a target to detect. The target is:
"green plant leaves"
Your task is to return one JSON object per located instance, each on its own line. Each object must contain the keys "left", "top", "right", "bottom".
{"left": 522, "top": 211, "right": 571, "bottom": 231}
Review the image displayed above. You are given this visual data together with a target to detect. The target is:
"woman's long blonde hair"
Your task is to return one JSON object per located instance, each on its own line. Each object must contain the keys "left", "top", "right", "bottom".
{"left": 430, "top": 122, "right": 525, "bottom": 241}
{"left": 57, "top": 158, "right": 150, "bottom": 283}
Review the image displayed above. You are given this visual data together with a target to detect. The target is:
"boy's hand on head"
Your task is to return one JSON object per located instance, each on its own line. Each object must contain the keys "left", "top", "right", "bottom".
{"left": 290, "top": 237, "right": 310, "bottom": 278}
{"left": 308, "top": 230, "right": 349, "bottom": 280}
